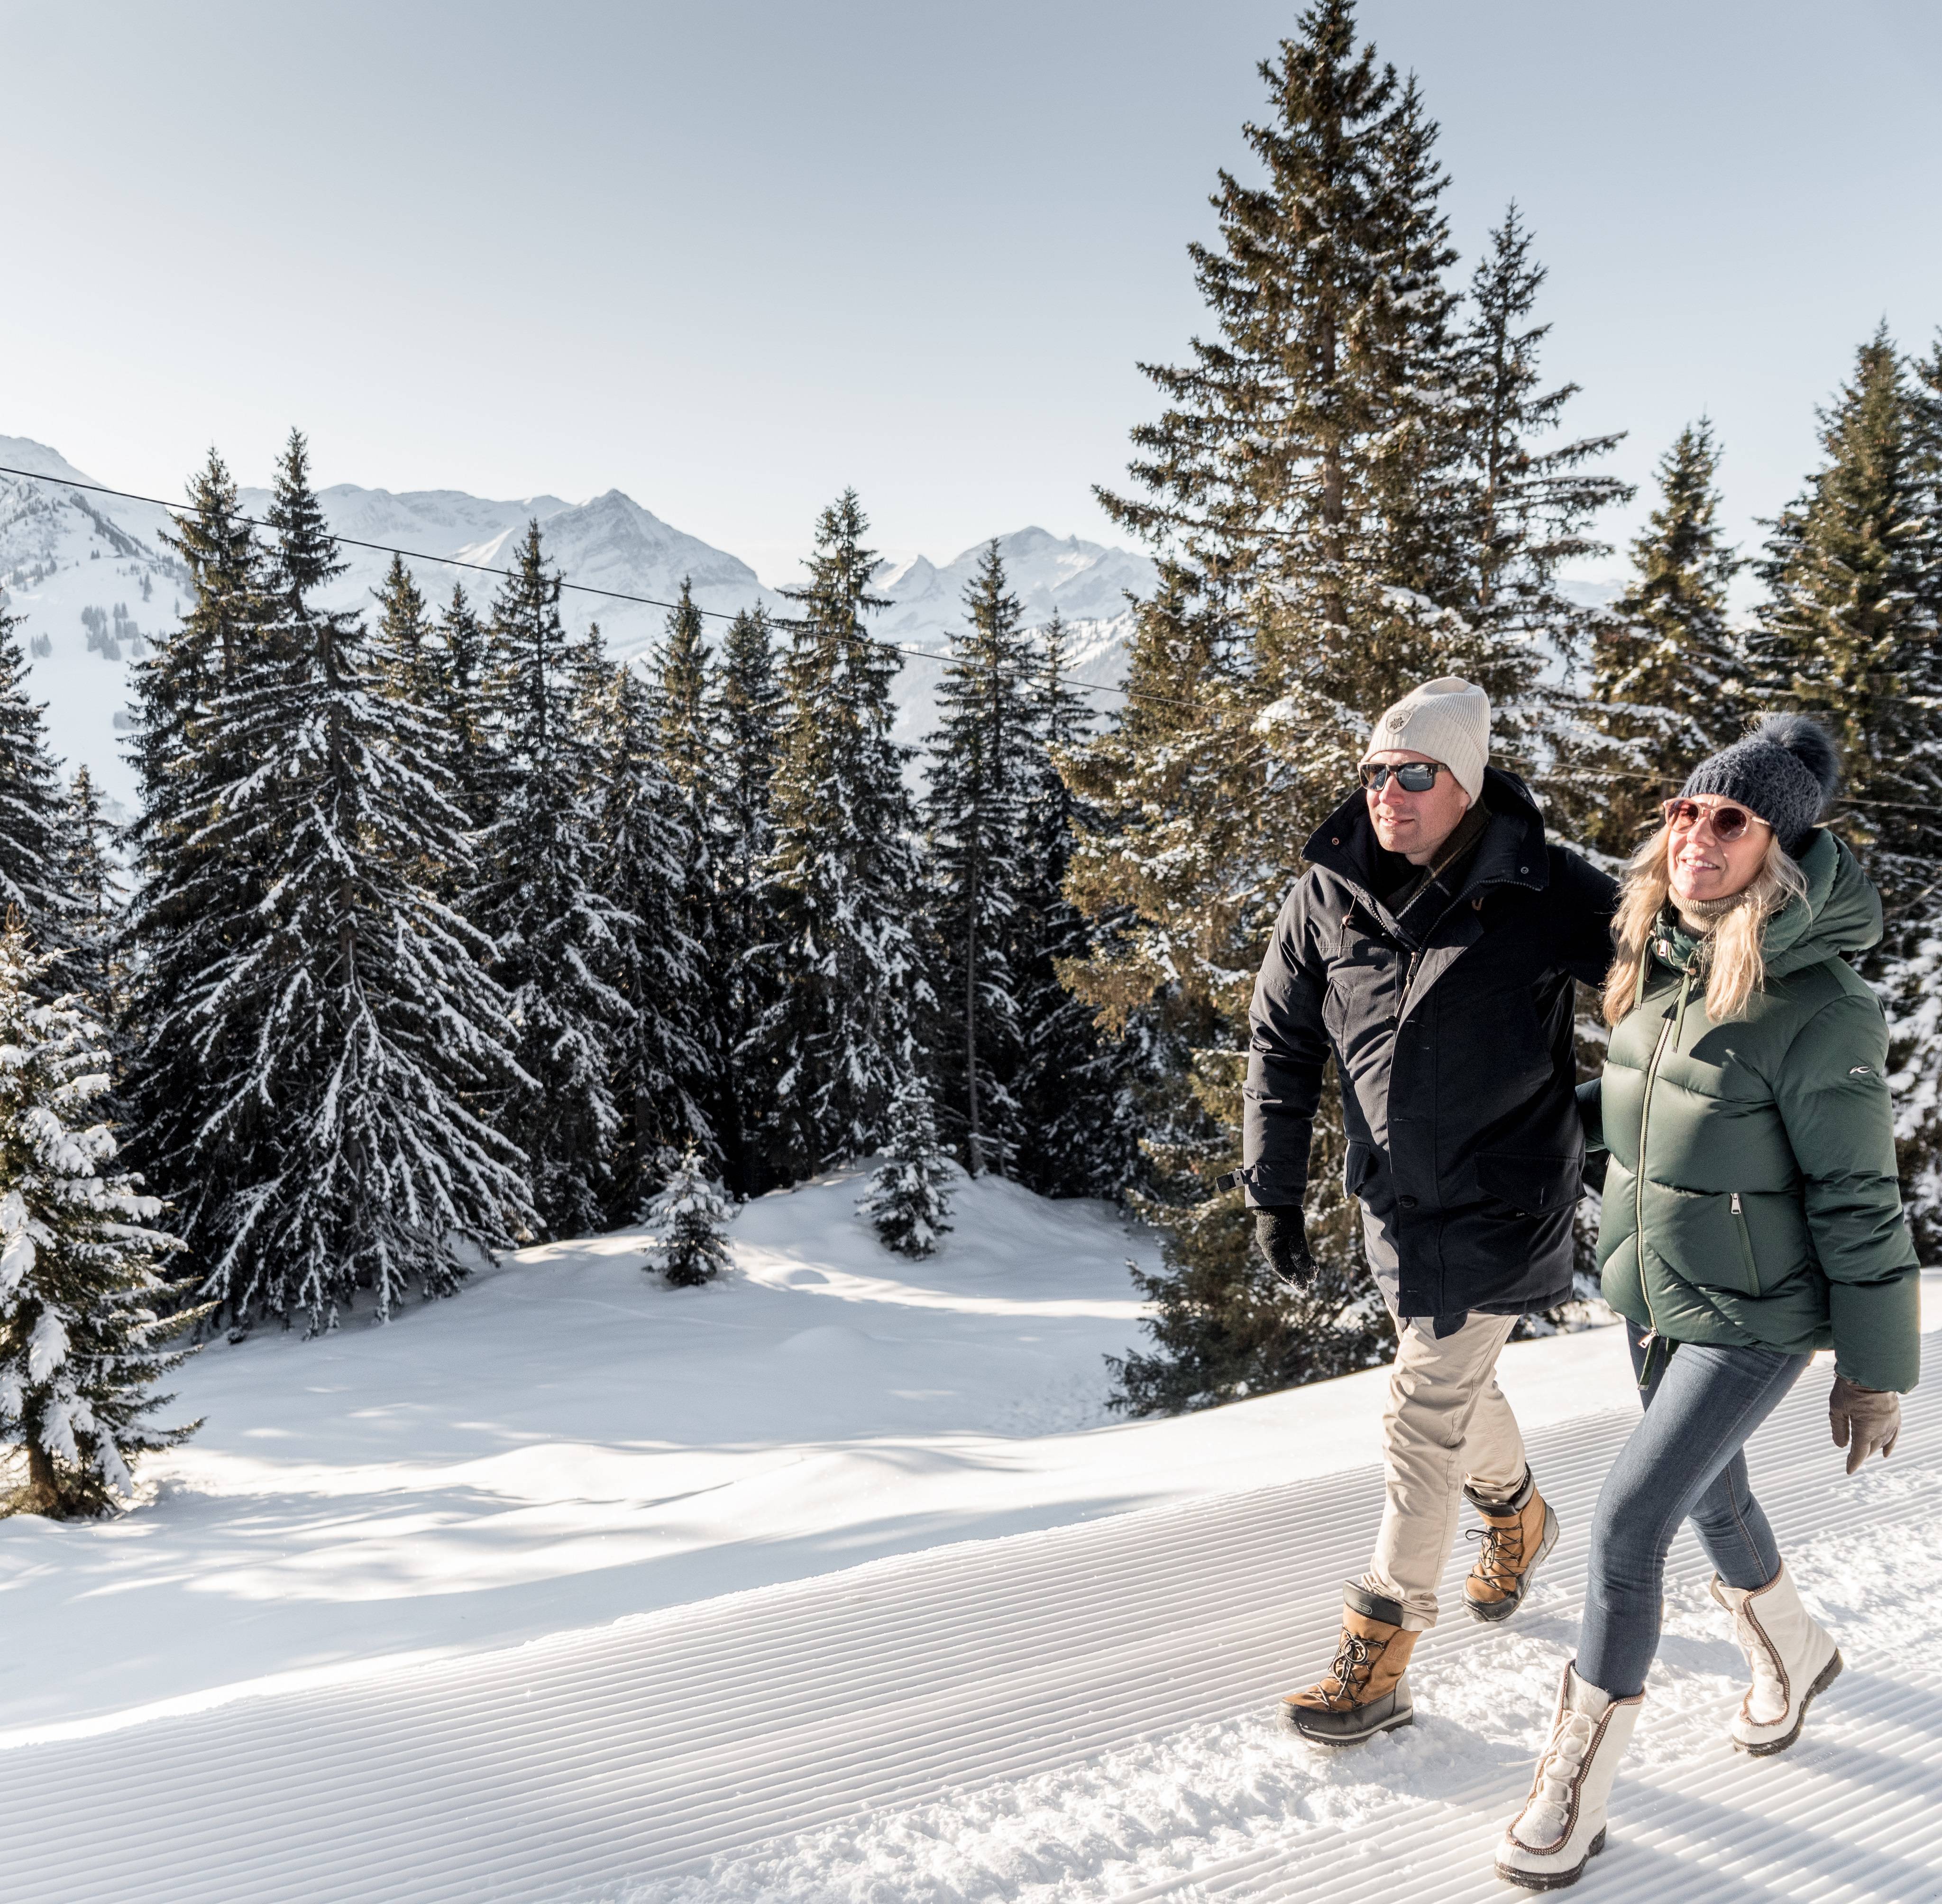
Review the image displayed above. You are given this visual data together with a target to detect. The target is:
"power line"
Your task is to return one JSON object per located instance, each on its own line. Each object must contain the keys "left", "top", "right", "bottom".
{"left": 10, "top": 462, "right": 1936, "bottom": 792}
{"left": 0, "top": 461, "right": 1190, "bottom": 711}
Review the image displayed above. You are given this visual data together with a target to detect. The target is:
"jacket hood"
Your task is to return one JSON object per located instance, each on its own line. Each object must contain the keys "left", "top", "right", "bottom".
{"left": 1661, "top": 829, "right": 1880, "bottom": 977}
{"left": 1759, "top": 829, "right": 1882, "bottom": 976}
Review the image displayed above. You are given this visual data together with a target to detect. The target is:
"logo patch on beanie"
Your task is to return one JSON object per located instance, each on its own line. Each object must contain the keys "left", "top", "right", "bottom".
{"left": 1386, "top": 710, "right": 1409, "bottom": 732}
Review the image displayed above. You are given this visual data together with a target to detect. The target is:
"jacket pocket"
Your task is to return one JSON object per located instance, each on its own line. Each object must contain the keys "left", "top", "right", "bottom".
{"left": 1474, "top": 1152, "right": 1577, "bottom": 1217}
{"left": 1730, "top": 1192, "right": 1762, "bottom": 1297}
{"left": 1637, "top": 1181, "right": 1761, "bottom": 1299}
{"left": 1344, "top": 1140, "right": 1376, "bottom": 1197}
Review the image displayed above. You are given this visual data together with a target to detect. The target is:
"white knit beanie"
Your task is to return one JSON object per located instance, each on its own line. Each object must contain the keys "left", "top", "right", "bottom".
{"left": 1362, "top": 676, "right": 1491, "bottom": 800}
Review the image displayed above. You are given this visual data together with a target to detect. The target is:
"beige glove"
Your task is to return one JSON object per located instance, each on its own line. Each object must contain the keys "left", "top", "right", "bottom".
{"left": 1830, "top": 1374, "right": 1901, "bottom": 1475}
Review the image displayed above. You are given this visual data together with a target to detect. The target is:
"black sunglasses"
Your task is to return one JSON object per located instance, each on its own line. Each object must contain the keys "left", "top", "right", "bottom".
{"left": 1359, "top": 761, "right": 1451, "bottom": 794}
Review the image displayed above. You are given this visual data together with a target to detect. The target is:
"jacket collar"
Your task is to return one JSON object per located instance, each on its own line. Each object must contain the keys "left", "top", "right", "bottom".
{"left": 1305, "top": 765, "right": 1551, "bottom": 929}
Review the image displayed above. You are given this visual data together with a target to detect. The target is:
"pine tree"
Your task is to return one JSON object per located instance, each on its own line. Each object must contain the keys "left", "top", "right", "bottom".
{"left": 654, "top": 581, "right": 727, "bottom": 1171}
{"left": 1072, "top": 7, "right": 1630, "bottom": 1408}
{"left": 472, "top": 526, "right": 638, "bottom": 1238}
{"left": 858, "top": 1077, "right": 955, "bottom": 1258}
{"left": 712, "top": 606, "right": 783, "bottom": 1197}
{"left": 1588, "top": 419, "right": 1745, "bottom": 851}
{"left": 1013, "top": 613, "right": 1141, "bottom": 1198}
{"left": 644, "top": 1143, "right": 734, "bottom": 1289}
{"left": 145, "top": 432, "right": 534, "bottom": 1331}
{"left": 1748, "top": 330, "right": 1940, "bottom": 898}
{"left": 0, "top": 598, "right": 74, "bottom": 953}
{"left": 1750, "top": 328, "right": 1942, "bottom": 1248}
{"left": 434, "top": 583, "right": 495, "bottom": 836}
{"left": 123, "top": 451, "right": 274, "bottom": 1285}
{"left": 0, "top": 920, "right": 202, "bottom": 1517}
{"left": 54, "top": 767, "right": 123, "bottom": 1036}
{"left": 924, "top": 542, "right": 1037, "bottom": 1176}
{"left": 581, "top": 643, "right": 709, "bottom": 1221}
{"left": 747, "top": 491, "right": 928, "bottom": 1181}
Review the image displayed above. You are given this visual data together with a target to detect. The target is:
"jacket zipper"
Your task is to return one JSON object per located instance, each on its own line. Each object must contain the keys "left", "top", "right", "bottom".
{"left": 1730, "top": 1191, "right": 1761, "bottom": 1296}
{"left": 1633, "top": 974, "right": 1684, "bottom": 1391}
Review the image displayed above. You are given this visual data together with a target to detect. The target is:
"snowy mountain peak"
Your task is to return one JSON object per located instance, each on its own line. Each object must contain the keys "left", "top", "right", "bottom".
{"left": 0, "top": 432, "right": 1154, "bottom": 810}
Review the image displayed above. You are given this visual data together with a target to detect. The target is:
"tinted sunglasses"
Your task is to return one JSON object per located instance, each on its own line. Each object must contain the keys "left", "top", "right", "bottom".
{"left": 1661, "top": 797, "right": 1768, "bottom": 841}
{"left": 1359, "top": 761, "right": 1451, "bottom": 794}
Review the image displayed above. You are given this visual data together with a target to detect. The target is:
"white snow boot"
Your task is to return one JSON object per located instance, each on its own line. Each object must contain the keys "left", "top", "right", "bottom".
{"left": 1710, "top": 1563, "right": 1842, "bottom": 1756}
{"left": 1494, "top": 1664, "right": 1642, "bottom": 1892}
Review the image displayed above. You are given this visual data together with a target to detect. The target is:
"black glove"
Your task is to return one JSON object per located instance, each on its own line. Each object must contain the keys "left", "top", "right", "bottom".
{"left": 1254, "top": 1206, "right": 1316, "bottom": 1287}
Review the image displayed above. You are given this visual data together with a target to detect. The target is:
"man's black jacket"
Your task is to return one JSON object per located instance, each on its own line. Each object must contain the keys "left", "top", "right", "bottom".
{"left": 1239, "top": 767, "right": 1618, "bottom": 1318}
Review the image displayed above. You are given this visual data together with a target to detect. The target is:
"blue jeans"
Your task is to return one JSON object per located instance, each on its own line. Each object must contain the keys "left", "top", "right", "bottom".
{"left": 1576, "top": 1322, "right": 1812, "bottom": 1698}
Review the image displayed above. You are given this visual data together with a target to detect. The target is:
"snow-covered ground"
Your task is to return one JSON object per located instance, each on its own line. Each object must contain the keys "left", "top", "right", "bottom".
{"left": 3, "top": 1170, "right": 1938, "bottom": 1901}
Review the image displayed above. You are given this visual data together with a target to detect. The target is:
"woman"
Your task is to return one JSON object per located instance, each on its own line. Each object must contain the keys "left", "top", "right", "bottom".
{"left": 1494, "top": 715, "right": 1920, "bottom": 1892}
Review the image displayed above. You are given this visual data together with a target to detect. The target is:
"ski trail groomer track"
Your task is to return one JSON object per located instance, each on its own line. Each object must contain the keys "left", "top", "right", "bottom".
{"left": 8, "top": 1336, "right": 1942, "bottom": 1903}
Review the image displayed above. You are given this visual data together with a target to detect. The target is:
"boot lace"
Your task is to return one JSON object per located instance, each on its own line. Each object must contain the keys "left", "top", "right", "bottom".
{"left": 1518, "top": 1708, "right": 1596, "bottom": 1847}
{"left": 1320, "top": 1631, "right": 1383, "bottom": 1710}
{"left": 1468, "top": 1515, "right": 1528, "bottom": 1590}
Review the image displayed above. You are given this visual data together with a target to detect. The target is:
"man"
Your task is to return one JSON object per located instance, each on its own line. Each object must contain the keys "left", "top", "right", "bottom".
{"left": 1238, "top": 676, "right": 1617, "bottom": 1745}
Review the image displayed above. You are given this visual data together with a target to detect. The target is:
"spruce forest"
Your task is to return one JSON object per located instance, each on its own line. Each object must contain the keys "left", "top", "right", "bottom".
{"left": 6, "top": 0, "right": 1942, "bottom": 1514}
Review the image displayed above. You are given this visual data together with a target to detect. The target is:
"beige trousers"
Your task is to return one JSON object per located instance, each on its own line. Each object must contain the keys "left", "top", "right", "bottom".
{"left": 1361, "top": 1311, "right": 1528, "bottom": 1630}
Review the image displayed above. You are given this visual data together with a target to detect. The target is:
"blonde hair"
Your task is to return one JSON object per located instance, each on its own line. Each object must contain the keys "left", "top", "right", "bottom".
{"left": 1602, "top": 827, "right": 1810, "bottom": 1027}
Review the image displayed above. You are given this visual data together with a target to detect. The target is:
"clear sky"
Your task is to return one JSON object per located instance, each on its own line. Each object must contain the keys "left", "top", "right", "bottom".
{"left": 5, "top": 0, "right": 1940, "bottom": 591}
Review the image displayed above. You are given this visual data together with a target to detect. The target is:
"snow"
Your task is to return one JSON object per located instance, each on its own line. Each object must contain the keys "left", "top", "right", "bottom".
{"left": 0, "top": 434, "right": 1152, "bottom": 811}
{"left": 2, "top": 1168, "right": 1937, "bottom": 1899}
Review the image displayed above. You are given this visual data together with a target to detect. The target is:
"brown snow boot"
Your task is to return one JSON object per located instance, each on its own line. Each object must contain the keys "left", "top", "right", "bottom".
{"left": 1282, "top": 1582, "right": 1419, "bottom": 1746}
{"left": 1463, "top": 1467, "right": 1558, "bottom": 1624}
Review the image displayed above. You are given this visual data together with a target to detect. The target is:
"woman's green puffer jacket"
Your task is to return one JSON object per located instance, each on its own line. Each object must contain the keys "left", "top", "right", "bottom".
{"left": 1585, "top": 829, "right": 1920, "bottom": 1393}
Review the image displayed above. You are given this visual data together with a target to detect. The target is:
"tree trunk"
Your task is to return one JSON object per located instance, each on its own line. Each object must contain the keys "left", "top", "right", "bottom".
{"left": 18, "top": 1442, "right": 60, "bottom": 1517}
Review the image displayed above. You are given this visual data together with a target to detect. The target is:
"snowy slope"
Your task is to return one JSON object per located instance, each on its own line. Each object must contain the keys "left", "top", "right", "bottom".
{"left": 5, "top": 1163, "right": 1933, "bottom": 1900}
{"left": 0, "top": 434, "right": 1152, "bottom": 814}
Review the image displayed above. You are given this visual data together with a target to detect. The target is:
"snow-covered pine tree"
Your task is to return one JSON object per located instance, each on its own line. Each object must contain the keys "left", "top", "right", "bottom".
{"left": 1588, "top": 419, "right": 1746, "bottom": 853}
{"left": 156, "top": 431, "right": 534, "bottom": 1331}
{"left": 0, "top": 918, "right": 202, "bottom": 1517}
{"left": 923, "top": 541, "right": 1036, "bottom": 1176}
{"left": 643, "top": 1143, "right": 734, "bottom": 1289}
{"left": 434, "top": 583, "right": 495, "bottom": 838}
{"left": 122, "top": 450, "right": 273, "bottom": 1273}
{"left": 858, "top": 1076, "right": 955, "bottom": 1258}
{"left": 712, "top": 605, "right": 783, "bottom": 1197}
{"left": 746, "top": 491, "right": 928, "bottom": 1183}
{"left": 471, "top": 527, "right": 638, "bottom": 1239}
{"left": 1749, "top": 328, "right": 1942, "bottom": 1250}
{"left": 654, "top": 581, "right": 728, "bottom": 1172}
{"left": 0, "top": 596, "right": 74, "bottom": 957}
{"left": 370, "top": 554, "right": 464, "bottom": 902}
{"left": 580, "top": 635, "right": 709, "bottom": 1221}
{"left": 1012, "top": 613, "right": 1141, "bottom": 1199}
{"left": 53, "top": 767, "right": 123, "bottom": 1041}
{"left": 1079, "top": 3, "right": 1484, "bottom": 1406}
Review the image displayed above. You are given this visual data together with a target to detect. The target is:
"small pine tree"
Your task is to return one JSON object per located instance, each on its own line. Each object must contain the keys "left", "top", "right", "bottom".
{"left": 858, "top": 1077, "right": 955, "bottom": 1258}
{"left": 0, "top": 920, "right": 202, "bottom": 1517}
{"left": 644, "top": 1144, "right": 734, "bottom": 1289}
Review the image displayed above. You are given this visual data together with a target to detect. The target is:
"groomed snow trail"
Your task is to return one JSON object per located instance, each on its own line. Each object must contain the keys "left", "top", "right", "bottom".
{"left": 11, "top": 1335, "right": 1942, "bottom": 1904}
